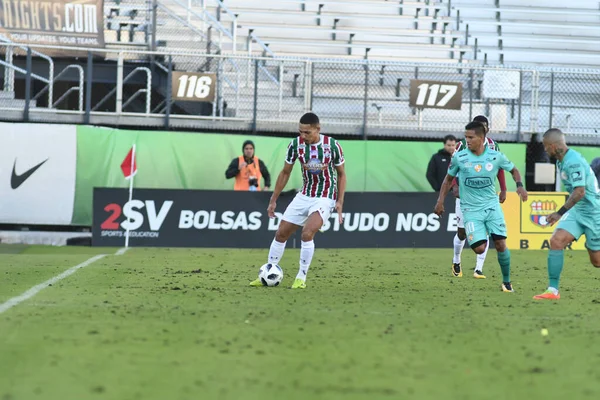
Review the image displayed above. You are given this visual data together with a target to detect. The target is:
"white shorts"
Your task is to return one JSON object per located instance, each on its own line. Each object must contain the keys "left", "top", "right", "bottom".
{"left": 281, "top": 193, "right": 335, "bottom": 226}
{"left": 455, "top": 198, "right": 464, "bottom": 229}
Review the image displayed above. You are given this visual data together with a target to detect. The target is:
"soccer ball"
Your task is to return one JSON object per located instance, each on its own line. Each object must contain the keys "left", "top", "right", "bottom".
{"left": 258, "top": 263, "right": 284, "bottom": 287}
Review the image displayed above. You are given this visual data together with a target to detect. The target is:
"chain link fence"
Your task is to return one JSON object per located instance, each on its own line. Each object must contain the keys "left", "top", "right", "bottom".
{"left": 1, "top": 43, "right": 599, "bottom": 143}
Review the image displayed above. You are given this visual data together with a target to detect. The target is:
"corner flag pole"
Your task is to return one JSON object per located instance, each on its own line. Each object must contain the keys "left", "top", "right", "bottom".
{"left": 124, "top": 144, "right": 136, "bottom": 248}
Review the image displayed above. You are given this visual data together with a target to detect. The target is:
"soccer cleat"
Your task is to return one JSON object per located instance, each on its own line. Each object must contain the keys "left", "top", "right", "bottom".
{"left": 533, "top": 290, "right": 560, "bottom": 300}
{"left": 501, "top": 282, "right": 514, "bottom": 292}
{"left": 291, "top": 278, "right": 306, "bottom": 289}
{"left": 473, "top": 270, "right": 486, "bottom": 279}
{"left": 452, "top": 263, "right": 462, "bottom": 277}
{"left": 249, "top": 278, "right": 263, "bottom": 287}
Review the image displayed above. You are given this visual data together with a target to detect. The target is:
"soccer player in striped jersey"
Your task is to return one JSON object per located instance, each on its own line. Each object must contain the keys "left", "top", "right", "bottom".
{"left": 451, "top": 115, "right": 507, "bottom": 279}
{"left": 249, "top": 113, "right": 346, "bottom": 289}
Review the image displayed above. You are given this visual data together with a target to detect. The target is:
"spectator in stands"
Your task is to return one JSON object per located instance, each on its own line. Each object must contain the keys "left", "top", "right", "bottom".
{"left": 426, "top": 135, "right": 457, "bottom": 191}
{"left": 225, "top": 140, "right": 271, "bottom": 191}
{"left": 592, "top": 157, "right": 600, "bottom": 186}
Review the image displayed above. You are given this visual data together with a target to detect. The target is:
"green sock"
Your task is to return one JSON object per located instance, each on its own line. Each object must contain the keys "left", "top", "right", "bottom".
{"left": 497, "top": 249, "right": 511, "bottom": 282}
{"left": 548, "top": 249, "right": 564, "bottom": 290}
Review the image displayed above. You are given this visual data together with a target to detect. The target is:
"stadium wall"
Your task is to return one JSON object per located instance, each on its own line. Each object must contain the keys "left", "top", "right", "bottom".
{"left": 3, "top": 122, "right": 599, "bottom": 228}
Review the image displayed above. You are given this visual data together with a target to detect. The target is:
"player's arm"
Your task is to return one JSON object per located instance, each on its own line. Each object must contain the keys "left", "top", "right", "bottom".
{"left": 334, "top": 163, "right": 346, "bottom": 223}
{"left": 434, "top": 174, "right": 455, "bottom": 216}
{"left": 497, "top": 169, "right": 507, "bottom": 203}
{"left": 450, "top": 141, "right": 463, "bottom": 197}
{"left": 434, "top": 153, "right": 459, "bottom": 216}
{"left": 563, "top": 187, "right": 586, "bottom": 210}
{"left": 333, "top": 140, "right": 346, "bottom": 224}
{"left": 506, "top": 164, "right": 528, "bottom": 202}
{"left": 493, "top": 142, "right": 507, "bottom": 202}
{"left": 267, "top": 162, "right": 294, "bottom": 217}
{"left": 547, "top": 165, "right": 587, "bottom": 226}
{"left": 267, "top": 140, "right": 297, "bottom": 217}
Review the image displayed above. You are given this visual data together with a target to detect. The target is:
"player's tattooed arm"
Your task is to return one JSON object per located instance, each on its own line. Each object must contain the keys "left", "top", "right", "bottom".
{"left": 267, "top": 162, "right": 294, "bottom": 218}
{"left": 547, "top": 187, "right": 585, "bottom": 226}
{"left": 509, "top": 167, "right": 528, "bottom": 202}
{"left": 434, "top": 174, "right": 455, "bottom": 216}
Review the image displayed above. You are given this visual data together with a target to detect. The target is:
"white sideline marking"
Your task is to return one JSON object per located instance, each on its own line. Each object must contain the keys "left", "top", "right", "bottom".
{"left": 115, "top": 247, "right": 129, "bottom": 256}
{"left": 0, "top": 254, "right": 107, "bottom": 314}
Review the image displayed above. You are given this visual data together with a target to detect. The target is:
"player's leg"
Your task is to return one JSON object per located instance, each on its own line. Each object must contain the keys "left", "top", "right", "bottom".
{"left": 452, "top": 198, "right": 466, "bottom": 277}
{"left": 584, "top": 219, "right": 600, "bottom": 268}
{"left": 249, "top": 195, "right": 304, "bottom": 286}
{"left": 473, "top": 236, "right": 490, "bottom": 278}
{"left": 588, "top": 249, "right": 600, "bottom": 268}
{"left": 484, "top": 207, "right": 513, "bottom": 292}
{"left": 533, "top": 211, "right": 582, "bottom": 299}
{"left": 463, "top": 215, "right": 491, "bottom": 281}
{"left": 291, "top": 197, "right": 334, "bottom": 289}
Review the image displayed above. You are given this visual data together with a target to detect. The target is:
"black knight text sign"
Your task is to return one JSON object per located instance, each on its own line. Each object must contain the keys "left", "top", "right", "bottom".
{"left": 409, "top": 79, "right": 463, "bottom": 110}
{"left": 0, "top": 0, "right": 105, "bottom": 51}
{"left": 93, "top": 189, "right": 457, "bottom": 248}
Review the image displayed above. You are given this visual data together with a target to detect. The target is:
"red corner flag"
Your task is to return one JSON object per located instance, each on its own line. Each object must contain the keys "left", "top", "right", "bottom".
{"left": 120, "top": 146, "right": 137, "bottom": 179}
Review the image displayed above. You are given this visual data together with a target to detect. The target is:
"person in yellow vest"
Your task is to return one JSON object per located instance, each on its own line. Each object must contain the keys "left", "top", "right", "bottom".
{"left": 225, "top": 140, "right": 271, "bottom": 191}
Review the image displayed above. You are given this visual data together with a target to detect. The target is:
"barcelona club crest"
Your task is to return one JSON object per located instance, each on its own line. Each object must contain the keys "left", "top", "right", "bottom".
{"left": 529, "top": 200, "right": 557, "bottom": 227}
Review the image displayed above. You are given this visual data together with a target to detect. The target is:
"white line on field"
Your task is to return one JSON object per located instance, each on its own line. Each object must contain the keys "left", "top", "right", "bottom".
{"left": 115, "top": 248, "right": 129, "bottom": 256}
{"left": 0, "top": 254, "right": 107, "bottom": 315}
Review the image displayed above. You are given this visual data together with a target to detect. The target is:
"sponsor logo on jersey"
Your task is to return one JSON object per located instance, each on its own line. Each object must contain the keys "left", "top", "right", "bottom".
{"left": 304, "top": 158, "right": 327, "bottom": 174}
{"left": 465, "top": 177, "right": 493, "bottom": 188}
{"left": 485, "top": 162, "right": 493, "bottom": 171}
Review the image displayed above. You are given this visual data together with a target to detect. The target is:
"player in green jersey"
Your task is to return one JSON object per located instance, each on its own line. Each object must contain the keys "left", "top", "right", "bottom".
{"left": 533, "top": 129, "right": 600, "bottom": 300}
{"left": 434, "top": 121, "right": 528, "bottom": 292}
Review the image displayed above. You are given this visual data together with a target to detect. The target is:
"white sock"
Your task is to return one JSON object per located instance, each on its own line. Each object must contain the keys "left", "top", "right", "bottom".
{"left": 475, "top": 240, "right": 489, "bottom": 272}
{"left": 548, "top": 287, "right": 559, "bottom": 294}
{"left": 268, "top": 239, "right": 286, "bottom": 265}
{"left": 296, "top": 240, "right": 315, "bottom": 280}
{"left": 453, "top": 234, "right": 465, "bottom": 264}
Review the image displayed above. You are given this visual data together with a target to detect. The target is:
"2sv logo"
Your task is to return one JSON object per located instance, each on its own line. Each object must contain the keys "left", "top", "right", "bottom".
{"left": 409, "top": 80, "right": 462, "bottom": 110}
{"left": 172, "top": 71, "right": 216, "bottom": 102}
{"left": 101, "top": 200, "right": 173, "bottom": 231}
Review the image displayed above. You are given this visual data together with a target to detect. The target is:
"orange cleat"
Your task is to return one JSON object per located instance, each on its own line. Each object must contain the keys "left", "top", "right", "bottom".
{"left": 533, "top": 290, "right": 560, "bottom": 300}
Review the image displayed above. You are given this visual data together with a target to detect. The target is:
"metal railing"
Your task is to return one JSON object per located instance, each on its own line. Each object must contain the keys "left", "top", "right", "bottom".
{"left": 1, "top": 39, "right": 54, "bottom": 107}
{"left": 0, "top": 43, "right": 599, "bottom": 144}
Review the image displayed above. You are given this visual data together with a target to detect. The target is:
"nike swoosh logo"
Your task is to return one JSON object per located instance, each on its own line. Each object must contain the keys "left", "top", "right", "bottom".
{"left": 11, "top": 158, "right": 49, "bottom": 189}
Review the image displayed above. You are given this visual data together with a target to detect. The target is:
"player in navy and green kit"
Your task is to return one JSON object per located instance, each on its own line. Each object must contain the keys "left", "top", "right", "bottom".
{"left": 533, "top": 129, "right": 600, "bottom": 300}
{"left": 434, "top": 121, "right": 529, "bottom": 292}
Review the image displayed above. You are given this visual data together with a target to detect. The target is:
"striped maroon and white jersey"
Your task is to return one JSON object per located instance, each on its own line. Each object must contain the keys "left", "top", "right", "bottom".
{"left": 285, "top": 135, "right": 344, "bottom": 200}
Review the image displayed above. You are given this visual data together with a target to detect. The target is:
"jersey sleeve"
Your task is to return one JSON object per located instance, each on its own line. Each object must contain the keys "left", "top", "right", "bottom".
{"left": 447, "top": 153, "right": 459, "bottom": 177}
{"left": 453, "top": 140, "right": 464, "bottom": 155}
{"left": 565, "top": 160, "right": 586, "bottom": 188}
{"left": 498, "top": 152, "right": 515, "bottom": 172}
{"left": 284, "top": 138, "right": 298, "bottom": 164}
{"left": 332, "top": 139, "right": 345, "bottom": 166}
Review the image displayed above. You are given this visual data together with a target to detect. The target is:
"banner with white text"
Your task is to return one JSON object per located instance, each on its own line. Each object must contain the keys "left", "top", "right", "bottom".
{"left": 0, "top": 0, "right": 104, "bottom": 51}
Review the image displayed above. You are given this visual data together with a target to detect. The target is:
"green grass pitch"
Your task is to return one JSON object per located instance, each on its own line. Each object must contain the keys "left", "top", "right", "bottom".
{"left": 1, "top": 246, "right": 600, "bottom": 400}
